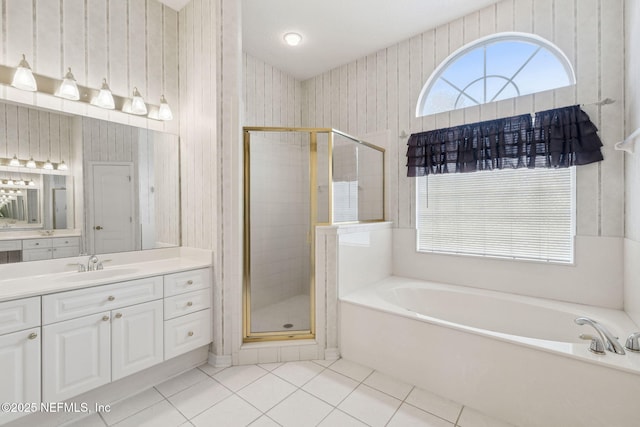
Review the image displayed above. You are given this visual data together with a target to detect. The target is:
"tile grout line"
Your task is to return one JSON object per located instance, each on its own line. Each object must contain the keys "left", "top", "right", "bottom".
{"left": 454, "top": 405, "right": 465, "bottom": 427}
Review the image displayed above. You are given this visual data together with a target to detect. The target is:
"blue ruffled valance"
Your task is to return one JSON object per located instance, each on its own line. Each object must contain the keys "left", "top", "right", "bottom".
{"left": 406, "top": 105, "right": 604, "bottom": 176}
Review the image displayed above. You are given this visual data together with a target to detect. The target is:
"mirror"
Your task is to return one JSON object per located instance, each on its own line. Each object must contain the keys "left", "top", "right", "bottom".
{"left": 0, "top": 101, "right": 180, "bottom": 262}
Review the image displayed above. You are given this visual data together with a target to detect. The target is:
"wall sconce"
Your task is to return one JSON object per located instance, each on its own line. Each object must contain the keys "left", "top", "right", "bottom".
{"left": 26, "top": 157, "right": 36, "bottom": 168}
{"left": 130, "top": 87, "right": 148, "bottom": 115}
{"left": 158, "top": 95, "right": 173, "bottom": 121}
{"left": 57, "top": 161, "right": 68, "bottom": 171}
{"left": 11, "top": 54, "right": 37, "bottom": 91}
{"left": 56, "top": 68, "right": 80, "bottom": 100}
{"left": 94, "top": 78, "right": 115, "bottom": 109}
{"left": 9, "top": 155, "right": 20, "bottom": 167}
{"left": 43, "top": 160, "right": 54, "bottom": 170}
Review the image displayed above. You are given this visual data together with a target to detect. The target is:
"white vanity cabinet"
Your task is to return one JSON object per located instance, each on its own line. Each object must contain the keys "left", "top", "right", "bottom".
{"left": 0, "top": 297, "right": 41, "bottom": 425}
{"left": 22, "top": 237, "right": 80, "bottom": 261}
{"left": 1, "top": 265, "right": 212, "bottom": 408}
{"left": 42, "top": 276, "right": 164, "bottom": 402}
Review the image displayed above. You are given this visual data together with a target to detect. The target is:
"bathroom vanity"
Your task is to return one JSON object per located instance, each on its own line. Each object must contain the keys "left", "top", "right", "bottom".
{"left": 0, "top": 248, "right": 212, "bottom": 425}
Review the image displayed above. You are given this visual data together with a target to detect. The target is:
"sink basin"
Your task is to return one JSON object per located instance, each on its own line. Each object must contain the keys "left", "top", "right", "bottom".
{"left": 58, "top": 268, "right": 140, "bottom": 282}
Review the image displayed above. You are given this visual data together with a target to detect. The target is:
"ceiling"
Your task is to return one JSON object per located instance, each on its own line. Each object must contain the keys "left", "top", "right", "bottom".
{"left": 159, "top": 0, "right": 500, "bottom": 81}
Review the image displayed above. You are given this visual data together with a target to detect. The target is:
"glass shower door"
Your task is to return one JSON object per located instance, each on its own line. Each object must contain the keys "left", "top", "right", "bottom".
{"left": 244, "top": 130, "right": 313, "bottom": 340}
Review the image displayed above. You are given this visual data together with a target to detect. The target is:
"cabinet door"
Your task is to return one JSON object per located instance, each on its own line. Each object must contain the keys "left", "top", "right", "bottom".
{"left": 112, "top": 300, "right": 163, "bottom": 381}
{"left": 42, "top": 312, "right": 111, "bottom": 402}
{"left": 22, "top": 248, "right": 52, "bottom": 261}
{"left": 0, "top": 327, "right": 41, "bottom": 425}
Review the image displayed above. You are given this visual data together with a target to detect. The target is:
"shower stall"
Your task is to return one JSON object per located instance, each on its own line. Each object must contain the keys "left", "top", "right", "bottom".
{"left": 243, "top": 127, "right": 385, "bottom": 342}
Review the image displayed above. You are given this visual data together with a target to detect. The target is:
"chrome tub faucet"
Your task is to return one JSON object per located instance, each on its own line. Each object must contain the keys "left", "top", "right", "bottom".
{"left": 575, "top": 317, "right": 626, "bottom": 355}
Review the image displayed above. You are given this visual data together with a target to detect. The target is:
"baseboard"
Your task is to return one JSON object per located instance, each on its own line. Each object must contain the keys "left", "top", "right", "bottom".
{"left": 208, "top": 352, "right": 232, "bottom": 368}
{"left": 324, "top": 347, "right": 340, "bottom": 360}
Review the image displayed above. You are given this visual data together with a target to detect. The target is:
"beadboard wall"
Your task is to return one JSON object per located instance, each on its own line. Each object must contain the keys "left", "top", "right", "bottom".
{"left": 624, "top": 0, "right": 640, "bottom": 325}
{"left": 301, "top": 0, "right": 625, "bottom": 239}
{"left": 178, "top": 0, "right": 241, "bottom": 362}
{"left": 0, "top": 0, "right": 179, "bottom": 134}
{"left": 0, "top": 103, "right": 72, "bottom": 165}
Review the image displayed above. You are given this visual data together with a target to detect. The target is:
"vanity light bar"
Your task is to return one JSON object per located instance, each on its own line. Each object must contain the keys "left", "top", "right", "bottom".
{"left": 2, "top": 55, "right": 173, "bottom": 121}
{"left": 2, "top": 156, "right": 70, "bottom": 172}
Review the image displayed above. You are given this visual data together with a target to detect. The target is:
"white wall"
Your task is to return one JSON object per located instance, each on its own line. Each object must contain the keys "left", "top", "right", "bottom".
{"left": 624, "top": 0, "right": 640, "bottom": 326}
{"left": 301, "top": 0, "right": 626, "bottom": 308}
{"left": 0, "top": 0, "right": 179, "bottom": 134}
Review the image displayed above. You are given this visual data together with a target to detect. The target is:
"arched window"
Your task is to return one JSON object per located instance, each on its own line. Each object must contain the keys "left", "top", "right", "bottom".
{"left": 416, "top": 32, "right": 575, "bottom": 116}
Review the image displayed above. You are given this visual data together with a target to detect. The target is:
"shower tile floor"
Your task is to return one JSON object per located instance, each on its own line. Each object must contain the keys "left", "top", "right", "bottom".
{"left": 63, "top": 359, "right": 514, "bottom": 427}
{"left": 251, "top": 294, "right": 311, "bottom": 333}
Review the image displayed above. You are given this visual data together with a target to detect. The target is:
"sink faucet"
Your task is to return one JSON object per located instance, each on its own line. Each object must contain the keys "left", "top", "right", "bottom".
{"left": 87, "top": 254, "right": 99, "bottom": 271}
{"left": 575, "top": 317, "right": 626, "bottom": 355}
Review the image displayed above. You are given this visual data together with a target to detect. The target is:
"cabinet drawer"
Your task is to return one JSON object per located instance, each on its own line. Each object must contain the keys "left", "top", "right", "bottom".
{"left": 22, "top": 238, "right": 52, "bottom": 249}
{"left": 164, "top": 289, "right": 211, "bottom": 320}
{"left": 52, "top": 246, "right": 79, "bottom": 259}
{"left": 0, "top": 240, "right": 21, "bottom": 251}
{"left": 164, "top": 268, "right": 211, "bottom": 297}
{"left": 43, "top": 276, "right": 163, "bottom": 324}
{"left": 52, "top": 237, "right": 80, "bottom": 248}
{"left": 164, "top": 309, "right": 211, "bottom": 359}
{"left": 0, "top": 297, "right": 40, "bottom": 335}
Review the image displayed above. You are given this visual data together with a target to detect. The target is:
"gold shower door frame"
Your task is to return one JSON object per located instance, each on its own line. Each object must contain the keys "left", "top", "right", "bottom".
{"left": 243, "top": 127, "right": 386, "bottom": 343}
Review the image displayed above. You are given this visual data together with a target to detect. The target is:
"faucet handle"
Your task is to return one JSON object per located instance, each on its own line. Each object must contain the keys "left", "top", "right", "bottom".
{"left": 625, "top": 332, "right": 640, "bottom": 352}
{"left": 580, "top": 334, "right": 606, "bottom": 355}
{"left": 96, "top": 259, "right": 112, "bottom": 270}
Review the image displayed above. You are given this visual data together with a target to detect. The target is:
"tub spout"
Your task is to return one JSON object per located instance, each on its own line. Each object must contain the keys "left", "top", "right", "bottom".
{"left": 575, "top": 317, "right": 626, "bottom": 355}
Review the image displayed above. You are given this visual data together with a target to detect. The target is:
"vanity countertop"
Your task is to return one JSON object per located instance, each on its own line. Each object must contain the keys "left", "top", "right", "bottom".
{"left": 0, "top": 248, "right": 213, "bottom": 303}
{"left": 0, "top": 229, "right": 82, "bottom": 241}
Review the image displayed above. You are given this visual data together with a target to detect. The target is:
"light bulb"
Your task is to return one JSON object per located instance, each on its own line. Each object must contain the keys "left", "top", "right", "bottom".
{"left": 130, "top": 87, "right": 148, "bottom": 115}
{"left": 43, "top": 159, "right": 54, "bottom": 170}
{"left": 56, "top": 68, "right": 80, "bottom": 100}
{"left": 94, "top": 78, "right": 115, "bottom": 109}
{"left": 11, "top": 54, "right": 37, "bottom": 91}
{"left": 26, "top": 157, "right": 36, "bottom": 168}
{"left": 9, "top": 155, "right": 20, "bottom": 167}
{"left": 158, "top": 95, "right": 173, "bottom": 121}
{"left": 28, "top": 181, "right": 36, "bottom": 187}
{"left": 57, "top": 160, "right": 68, "bottom": 171}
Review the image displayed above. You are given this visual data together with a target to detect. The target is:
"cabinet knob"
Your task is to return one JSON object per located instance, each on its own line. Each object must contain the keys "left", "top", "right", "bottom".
{"left": 186, "top": 301, "right": 193, "bottom": 307}
{"left": 28, "top": 332, "right": 38, "bottom": 340}
{"left": 186, "top": 280, "right": 194, "bottom": 285}
{"left": 108, "top": 295, "right": 115, "bottom": 301}
{"left": 115, "top": 313, "right": 122, "bottom": 319}
{"left": 35, "top": 243, "right": 39, "bottom": 246}
{"left": 102, "top": 315, "right": 110, "bottom": 321}
{"left": 94, "top": 226, "right": 103, "bottom": 230}
{"left": 188, "top": 331, "right": 194, "bottom": 337}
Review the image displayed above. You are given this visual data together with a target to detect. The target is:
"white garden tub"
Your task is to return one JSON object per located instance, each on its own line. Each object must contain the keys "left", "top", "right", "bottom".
{"left": 340, "top": 276, "right": 640, "bottom": 426}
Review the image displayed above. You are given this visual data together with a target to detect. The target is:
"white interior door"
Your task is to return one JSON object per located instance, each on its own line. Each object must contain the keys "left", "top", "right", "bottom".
{"left": 91, "top": 163, "right": 135, "bottom": 254}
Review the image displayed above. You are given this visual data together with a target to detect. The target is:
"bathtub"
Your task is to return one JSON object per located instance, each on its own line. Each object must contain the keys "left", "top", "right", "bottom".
{"left": 339, "top": 276, "right": 640, "bottom": 427}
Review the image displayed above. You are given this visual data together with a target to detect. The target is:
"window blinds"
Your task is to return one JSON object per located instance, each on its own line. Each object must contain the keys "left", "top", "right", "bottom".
{"left": 417, "top": 167, "right": 575, "bottom": 263}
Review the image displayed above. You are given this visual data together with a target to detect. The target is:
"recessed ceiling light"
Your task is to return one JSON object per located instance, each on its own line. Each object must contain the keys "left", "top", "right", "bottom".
{"left": 283, "top": 32, "right": 302, "bottom": 46}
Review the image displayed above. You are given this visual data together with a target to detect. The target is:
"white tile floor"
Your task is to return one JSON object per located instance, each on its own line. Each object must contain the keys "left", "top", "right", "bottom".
{"left": 62, "top": 359, "right": 514, "bottom": 427}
